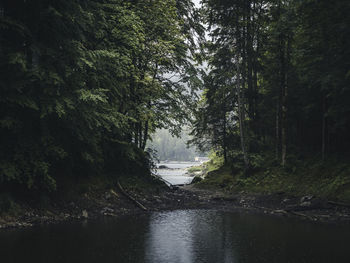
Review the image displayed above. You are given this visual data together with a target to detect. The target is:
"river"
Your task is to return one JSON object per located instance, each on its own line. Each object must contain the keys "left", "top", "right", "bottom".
{"left": 156, "top": 162, "right": 198, "bottom": 185}
{"left": 1, "top": 209, "right": 350, "bottom": 262}
{"left": 2, "top": 162, "right": 350, "bottom": 262}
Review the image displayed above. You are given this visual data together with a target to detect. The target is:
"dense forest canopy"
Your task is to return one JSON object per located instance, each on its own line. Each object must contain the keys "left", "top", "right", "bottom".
{"left": 189, "top": 0, "right": 350, "bottom": 172}
{"left": 1, "top": 0, "right": 349, "bottom": 195}
{"left": 0, "top": 0, "right": 203, "bottom": 192}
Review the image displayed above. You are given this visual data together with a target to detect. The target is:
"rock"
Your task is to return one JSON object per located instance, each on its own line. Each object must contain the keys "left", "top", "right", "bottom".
{"left": 101, "top": 207, "right": 114, "bottom": 215}
{"left": 100, "top": 207, "right": 115, "bottom": 216}
{"left": 300, "top": 201, "right": 312, "bottom": 207}
{"left": 106, "top": 207, "right": 114, "bottom": 213}
{"left": 282, "top": 198, "right": 289, "bottom": 203}
{"left": 191, "top": 175, "right": 202, "bottom": 184}
{"left": 82, "top": 210, "right": 88, "bottom": 219}
{"left": 25, "top": 212, "right": 34, "bottom": 217}
{"left": 300, "top": 195, "right": 313, "bottom": 203}
{"left": 158, "top": 165, "right": 169, "bottom": 169}
{"left": 105, "top": 192, "right": 111, "bottom": 200}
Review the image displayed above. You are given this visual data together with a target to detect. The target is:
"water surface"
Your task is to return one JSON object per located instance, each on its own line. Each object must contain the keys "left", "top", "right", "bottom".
{"left": 156, "top": 162, "right": 197, "bottom": 185}
{"left": 1, "top": 210, "right": 350, "bottom": 263}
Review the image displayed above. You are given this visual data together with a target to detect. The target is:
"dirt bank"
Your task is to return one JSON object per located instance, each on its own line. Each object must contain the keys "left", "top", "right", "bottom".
{"left": 182, "top": 184, "right": 350, "bottom": 224}
{"left": 1, "top": 180, "right": 350, "bottom": 230}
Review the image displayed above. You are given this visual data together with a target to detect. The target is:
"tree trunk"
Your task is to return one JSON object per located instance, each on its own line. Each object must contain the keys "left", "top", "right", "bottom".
{"left": 275, "top": 101, "right": 280, "bottom": 160}
{"left": 281, "top": 39, "right": 288, "bottom": 167}
{"left": 246, "top": 0, "right": 254, "bottom": 121}
{"left": 223, "top": 112, "right": 227, "bottom": 165}
{"left": 236, "top": 63, "right": 249, "bottom": 171}
{"left": 134, "top": 123, "right": 139, "bottom": 147}
{"left": 138, "top": 123, "right": 142, "bottom": 149}
{"left": 321, "top": 96, "right": 326, "bottom": 161}
{"left": 141, "top": 120, "right": 149, "bottom": 151}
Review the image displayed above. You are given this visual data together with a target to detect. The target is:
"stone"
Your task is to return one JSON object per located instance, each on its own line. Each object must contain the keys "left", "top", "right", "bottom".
{"left": 191, "top": 175, "right": 202, "bottom": 184}
{"left": 101, "top": 207, "right": 114, "bottom": 213}
{"left": 300, "top": 195, "right": 313, "bottom": 203}
{"left": 282, "top": 198, "right": 290, "bottom": 203}
{"left": 82, "top": 210, "right": 88, "bottom": 219}
{"left": 105, "top": 192, "right": 111, "bottom": 200}
{"left": 300, "top": 201, "right": 312, "bottom": 207}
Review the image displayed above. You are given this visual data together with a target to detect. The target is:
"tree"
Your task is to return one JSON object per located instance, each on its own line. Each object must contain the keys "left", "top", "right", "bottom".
{"left": 0, "top": 0, "right": 203, "bottom": 192}
{"left": 192, "top": 0, "right": 350, "bottom": 174}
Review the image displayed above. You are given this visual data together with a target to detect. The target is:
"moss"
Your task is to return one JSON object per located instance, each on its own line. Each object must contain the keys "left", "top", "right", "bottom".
{"left": 196, "top": 154, "right": 350, "bottom": 202}
{"left": 197, "top": 164, "right": 234, "bottom": 190}
{"left": 187, "top": 166, "right": 202, "bottom": 173}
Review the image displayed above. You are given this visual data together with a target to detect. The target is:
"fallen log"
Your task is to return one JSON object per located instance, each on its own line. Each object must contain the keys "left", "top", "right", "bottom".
{"left": 289, "top": 211, "right": 315, "bottom": 221}
{"left": 328, "top": 201, "right": 350, "bottom": 208}
{"left": 252, "top": 205, "right": 315, "bottom": 220}
{"left": 117, "top": 181, "right": 147, "bottom": 211}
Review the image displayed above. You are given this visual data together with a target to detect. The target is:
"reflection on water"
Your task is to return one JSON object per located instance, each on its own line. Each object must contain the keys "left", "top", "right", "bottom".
{"left": 145, "top": 211, "right": 195, "bottom": 263}
{"left": 145, "top": 210, "right": 236, "bottom": 263}
{"left": 1, "top": 210, "right": 350, "bottom": 263}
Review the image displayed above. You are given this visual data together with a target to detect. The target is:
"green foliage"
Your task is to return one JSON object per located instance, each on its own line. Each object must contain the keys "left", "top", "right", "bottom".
{"left": 199, "top": 153, "right": 350, "bottom": 202}
{"left": 191, "top": 0, "right": 350, "bottom": 177}
{"left": 0, "top": 0, "right": 203, "bottom": 193}
{"left": 197, "top": 163, "right": 233, "bottom": 190}
{"left": 187, "top": 166, "right": 202, "bottom": 173}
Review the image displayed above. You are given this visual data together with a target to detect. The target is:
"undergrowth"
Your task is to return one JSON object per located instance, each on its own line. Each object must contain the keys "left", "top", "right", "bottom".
{"left": 195, "top": 152, "right": 350, "bottom": 202}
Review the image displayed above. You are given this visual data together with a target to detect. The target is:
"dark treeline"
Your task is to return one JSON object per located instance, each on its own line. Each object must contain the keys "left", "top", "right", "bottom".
{"left": 0, "top": 0, "right": 203, "bottom": 193}
{"left": 190, "top": 0, "right": 350, "bottom": 171}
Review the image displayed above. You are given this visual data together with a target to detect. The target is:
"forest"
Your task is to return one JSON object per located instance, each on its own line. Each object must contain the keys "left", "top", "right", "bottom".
{"left": 190, "top": 0, "right": 350, "bottom": 172}
{"left": 1, "top": 1, "right": 350, "bottom": 261}
{"left": 1, "top": 0, "right": 350, "bottom": 196}
{"left": 0, "top": 0, "right": 203, "bottom": 194}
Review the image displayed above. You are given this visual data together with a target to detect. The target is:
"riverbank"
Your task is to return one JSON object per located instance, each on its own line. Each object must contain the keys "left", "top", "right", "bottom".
{"left": 1, "top": 174, "right": 350, "bottom": 230}
{"left": 2, "top": 153, "right": 350, "bottom": 229}
{"left": 184, "top": 184, "right": 350, "bottom": 223}
{"left": 0, "top": 174, "right": 206, "bottom": 229}
{"left": 185, "top": 154, "right": 350, "bottom": 223}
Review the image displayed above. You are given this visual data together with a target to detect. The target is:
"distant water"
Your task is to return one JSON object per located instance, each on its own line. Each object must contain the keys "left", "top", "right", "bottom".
{"left": 156, "top": 162, "right": 198, "bottom": 185}
{"left": 2, "top": 210, "right": 350, "bottom": 263}
{"left": 156, "top": 162, "right": 198, "bottom": 169}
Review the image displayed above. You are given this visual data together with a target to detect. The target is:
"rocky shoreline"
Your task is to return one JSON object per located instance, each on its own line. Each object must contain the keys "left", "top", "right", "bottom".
{"left": 1, "top": 183, "right": 350, "bottom": 230}
{"left": 183, "top": 184, "right": 350, "bottom": 224}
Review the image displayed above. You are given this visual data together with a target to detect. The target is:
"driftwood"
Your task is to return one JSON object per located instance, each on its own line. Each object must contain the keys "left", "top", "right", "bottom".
{"left": 252, "top": 205, "right": 315, "bottom": 220}
{"left": 289, "top": 211, "right": 314, "bottom": 221}
{"left": 328, "top": 201, "right": 350, "bottom": 208}
{"left": 117, "top": 181, "right": 147, "bottom": 211}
